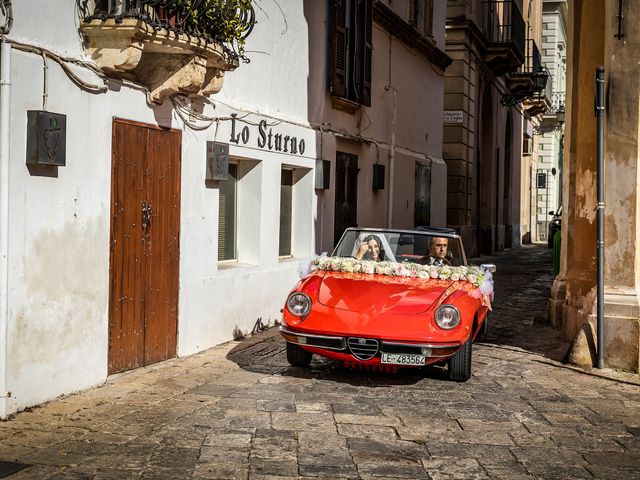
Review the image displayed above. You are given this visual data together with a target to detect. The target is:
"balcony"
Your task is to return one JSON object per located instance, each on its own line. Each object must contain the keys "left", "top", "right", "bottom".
{"left": 80, "top": 0, "right": 255, "bottom": 103}
{"left": 551, "top": 91, "right": 565, "bottom": 111}
{"left": 501, "top": 39, "right": 551, "bottom": 116}
{"left": 481, "top": 0, "right": 525, "bottom": 76}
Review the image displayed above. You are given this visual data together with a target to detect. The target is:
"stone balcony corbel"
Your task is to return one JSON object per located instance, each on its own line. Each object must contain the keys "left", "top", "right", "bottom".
{"left": 81, "top": 18, "right": 238, "bottom": 103}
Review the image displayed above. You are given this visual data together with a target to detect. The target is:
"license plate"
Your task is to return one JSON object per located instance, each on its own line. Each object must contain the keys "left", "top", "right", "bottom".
{"left": 380, "top": 353, "right": 425, "bottom": 366}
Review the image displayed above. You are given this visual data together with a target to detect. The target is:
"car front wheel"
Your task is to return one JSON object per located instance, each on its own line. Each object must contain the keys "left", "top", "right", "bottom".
{"left": 286, "top": 342, "right": 312, "bottom": 368}
{"left": 448, "top": 336, "right": 472, "bottom": 382}
{"left": 477, "top": 316, "right": 488, "bottom": 342}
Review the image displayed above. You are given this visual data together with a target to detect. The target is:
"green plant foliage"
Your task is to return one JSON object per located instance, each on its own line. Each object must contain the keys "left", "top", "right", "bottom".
{"left": 182, "top": 0, "right": 256, "bottom": 62}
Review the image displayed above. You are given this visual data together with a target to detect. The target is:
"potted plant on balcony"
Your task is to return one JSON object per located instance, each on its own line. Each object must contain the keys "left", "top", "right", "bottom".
{"left": 179, "top": 0, "right": 256, "bottom": 61}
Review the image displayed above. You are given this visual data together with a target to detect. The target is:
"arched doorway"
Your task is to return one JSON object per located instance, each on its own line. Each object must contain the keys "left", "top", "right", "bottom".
{"left": 479, "top": 85, "right": 495, "bottom": 254}
{"left": 503, "top": 113, "right": 513, "bottom": 248}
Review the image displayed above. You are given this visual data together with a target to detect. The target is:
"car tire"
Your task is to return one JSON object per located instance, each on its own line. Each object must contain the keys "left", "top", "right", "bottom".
{"left": 477, "top": 316, "right": 489, "bottom": 342}
{"left": 448, "top": 336, "right": 472, "bottom": 382}
{"left": 286, "top": 342, "right": 312, "bottom": 368}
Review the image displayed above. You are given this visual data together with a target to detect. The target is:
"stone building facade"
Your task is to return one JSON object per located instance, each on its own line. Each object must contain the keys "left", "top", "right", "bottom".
{"left": 532, "top": 0, "right": 567, "bottom": 244}
{"left": 443, "top": 0, "right": 548, "bottom": 257}
{"left": 550, "top": 0, "right": 640, "bottom": 372}
{"left": 306, "top": 0, "right": 451, "bottom": 254}
{"left": 0, "top": 0, "right": 321, "bottom": 418}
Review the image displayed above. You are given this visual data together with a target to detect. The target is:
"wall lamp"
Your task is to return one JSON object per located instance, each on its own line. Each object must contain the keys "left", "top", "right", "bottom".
{"left": 500, "top": 67, "right": 550, "bottom": 107}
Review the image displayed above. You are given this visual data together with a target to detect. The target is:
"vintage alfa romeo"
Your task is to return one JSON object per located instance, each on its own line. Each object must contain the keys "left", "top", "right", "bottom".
{"left": 279, "top": 228, "right": 495, "bottom": 381}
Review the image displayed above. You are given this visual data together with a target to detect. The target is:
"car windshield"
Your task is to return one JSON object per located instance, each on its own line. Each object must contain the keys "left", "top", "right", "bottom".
{"left": 332, "top": 229, "right": 466, "bottom": 266}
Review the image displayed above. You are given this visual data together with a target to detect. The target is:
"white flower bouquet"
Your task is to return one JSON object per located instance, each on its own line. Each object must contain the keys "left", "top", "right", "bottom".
{"left": 301, "top": 257, "right": 494, "bottom": 309}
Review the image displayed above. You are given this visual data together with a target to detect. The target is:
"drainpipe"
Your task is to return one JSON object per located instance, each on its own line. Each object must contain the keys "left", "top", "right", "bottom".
{"left": 386, "top": 87, "right": 396, "bottom": 228}
{"left": 595, "top": 66, "right": 605, "bottom": 369}
{"left": 0, "top": 39, "right": 11, "bottom": 418}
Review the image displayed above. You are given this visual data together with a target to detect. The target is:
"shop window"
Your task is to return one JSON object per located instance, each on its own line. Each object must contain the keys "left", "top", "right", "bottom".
{"left": 218, "top": 160, "right": 262, "bottom": 265}
{"left": 279, "top": 168, "right": 293, "bottom": 257}
{"left": 330, "top": 0, "right": 372, "bottom": 106}
{"left": 218, "top": 163, "right": 238, "bottom": 261}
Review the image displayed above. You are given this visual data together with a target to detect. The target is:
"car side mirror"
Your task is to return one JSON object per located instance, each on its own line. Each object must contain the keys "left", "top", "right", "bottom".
{"left": 481, "top": 264, "right": 496, "bottom": 273}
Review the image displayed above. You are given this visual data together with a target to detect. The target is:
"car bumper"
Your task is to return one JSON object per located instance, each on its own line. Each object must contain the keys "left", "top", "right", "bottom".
{"left": 279, "top": 325, "right": 462, "bottom": 364}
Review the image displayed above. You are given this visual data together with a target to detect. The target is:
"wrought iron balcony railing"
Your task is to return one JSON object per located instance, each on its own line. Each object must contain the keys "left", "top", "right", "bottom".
{"left": 81, "top": 0, "right": 255, "bottom": 61}
{"left": 482, "top": 0, "right": 525, "bottom": 64}
{"left": 552, "top": 91, "right": 565, "bottom": 110}
{"left": 521, "top": 39, "right": 541, "bottom": 74}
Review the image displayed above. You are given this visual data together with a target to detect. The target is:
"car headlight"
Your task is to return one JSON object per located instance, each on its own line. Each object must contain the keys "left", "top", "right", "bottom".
{"left": 435, "top": 305, "right": 460, "bottom": 330}
{"left": 286, "top": 292, "right": 311, "bottom": 318}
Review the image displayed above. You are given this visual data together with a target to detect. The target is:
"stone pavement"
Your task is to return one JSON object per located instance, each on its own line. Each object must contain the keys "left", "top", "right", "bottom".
{"left": 1, "top": 245, "right": 640, "bottom": 480}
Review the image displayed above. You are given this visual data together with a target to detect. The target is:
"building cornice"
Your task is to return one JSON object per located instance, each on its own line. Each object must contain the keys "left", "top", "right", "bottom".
{"left": 373, "top": 1, "right": 452, "bottom": 71}
{"left": 445, "top": 18, "right": 488, "bottom": 53}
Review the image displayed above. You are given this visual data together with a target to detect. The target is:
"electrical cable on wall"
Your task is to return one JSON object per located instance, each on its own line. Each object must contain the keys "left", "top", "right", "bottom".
{"left": 0, "top": 0, "right": 13, "bottom": 35}
{"left": 6, "top": 39, "right": 107, "bottom": 94}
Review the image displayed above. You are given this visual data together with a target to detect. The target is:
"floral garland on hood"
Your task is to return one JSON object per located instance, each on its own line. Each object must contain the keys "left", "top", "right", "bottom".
{"left": 299, "top": 256, "right": 494, "bottom": 309}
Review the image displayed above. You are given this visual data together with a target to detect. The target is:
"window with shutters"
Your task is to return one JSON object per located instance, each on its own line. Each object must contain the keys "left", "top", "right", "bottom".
{"left": 409, "top": 0, "right": 434, "bottom": 37}
{"left": 330, "top": 0, "right": 372, "bottom": 107}
{"left": 279, "top": 168, "right": 293, "bottom": 257}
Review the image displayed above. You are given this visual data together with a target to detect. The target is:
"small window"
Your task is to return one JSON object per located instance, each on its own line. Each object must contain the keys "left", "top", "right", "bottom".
{"left": 409, "top": 0, "right": 433, "bottom": 36}
{"left": 218, "top": 163, "right": 238, "bottom": 261}
{"left": 279, "top": 168, "right": 293, "bottom": 257}
{"left": 537, "top": 172, "right": 547, "bottom": 189}
{"left": 522, "top": 134, "right": 533, "bottom": 155}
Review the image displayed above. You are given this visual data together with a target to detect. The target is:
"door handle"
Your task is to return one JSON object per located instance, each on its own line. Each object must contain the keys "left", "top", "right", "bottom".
{"left": 142, "top": 201, "right": 152, "bottom": 234}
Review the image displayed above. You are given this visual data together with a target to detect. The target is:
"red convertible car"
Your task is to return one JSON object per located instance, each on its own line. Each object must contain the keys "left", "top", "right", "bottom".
{"left": 279, "top": 228, "right": 495, "bottom": 381}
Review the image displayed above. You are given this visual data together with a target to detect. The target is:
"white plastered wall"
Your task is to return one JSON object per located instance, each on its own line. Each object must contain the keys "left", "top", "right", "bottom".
{"left": 1, "top": 0, "right": 317, "bottom": 416}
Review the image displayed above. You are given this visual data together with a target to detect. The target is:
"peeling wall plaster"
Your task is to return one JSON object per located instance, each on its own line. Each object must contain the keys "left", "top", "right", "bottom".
{"left": 575, "top": 168, "right": 596, "bottom": 223}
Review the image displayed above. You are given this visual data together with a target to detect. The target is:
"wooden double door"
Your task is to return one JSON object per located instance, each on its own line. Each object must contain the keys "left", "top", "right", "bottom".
{"left": 108, "top": 119, "right": 181, "bottom": 375}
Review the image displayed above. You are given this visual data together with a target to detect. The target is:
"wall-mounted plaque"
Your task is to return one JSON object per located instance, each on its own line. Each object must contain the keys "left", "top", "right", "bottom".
{"left": 26, "top": 111, "right": 67, "bottom": 166}
{"left": 206, "top": 141, "right": 229, "bottom": 180}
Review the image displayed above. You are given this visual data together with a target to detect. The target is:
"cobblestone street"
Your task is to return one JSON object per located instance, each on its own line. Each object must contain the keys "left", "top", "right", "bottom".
{"left": 1, "top": 245, "right": 639, "bottom": 479}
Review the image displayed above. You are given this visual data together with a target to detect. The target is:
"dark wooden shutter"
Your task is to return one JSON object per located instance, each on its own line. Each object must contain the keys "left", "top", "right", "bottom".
{"left": 331, "top": 0, "right": 348, "bottom": 98}
{"left": 425, "top": 0, "right": 434, "bottom": 36}
{"left": 361, "top": 0, "right": 373, "bottom": 106}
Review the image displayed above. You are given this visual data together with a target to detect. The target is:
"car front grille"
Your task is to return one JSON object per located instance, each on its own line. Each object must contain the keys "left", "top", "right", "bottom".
{"left": 347, "top": 337, "right": 379, "bottom": 361}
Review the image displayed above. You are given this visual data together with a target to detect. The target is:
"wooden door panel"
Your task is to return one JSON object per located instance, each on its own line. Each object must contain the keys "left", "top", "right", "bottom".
{"left": 143, "top": 127, "right": 181, "bottom": 366}
{"left": 109, "top": 122, "right": 148, "bottom": 374}
{"left": 109, "top": 120, "right": 181, "bottom": 374}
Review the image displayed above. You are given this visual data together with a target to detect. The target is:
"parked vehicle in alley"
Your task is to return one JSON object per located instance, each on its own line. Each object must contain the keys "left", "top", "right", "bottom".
{"left": 548, "top": 205, "right": 562, "bottom": 248}
{"left": 279, "top": 228, "right": 495, "bottom": 382}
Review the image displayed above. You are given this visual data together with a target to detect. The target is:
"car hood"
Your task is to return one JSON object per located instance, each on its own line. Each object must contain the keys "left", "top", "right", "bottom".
{"left": 317, "top": 271, "right": 454, "bottom": 315}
